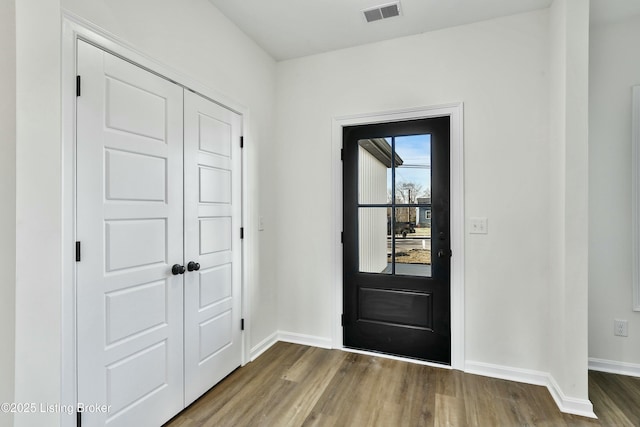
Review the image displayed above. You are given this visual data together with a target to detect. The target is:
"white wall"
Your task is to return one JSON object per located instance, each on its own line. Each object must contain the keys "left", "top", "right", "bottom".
{"left": 15, "top": 1, "right": 62, "bottom": 426}
{"left": 276, "top": 10, "right": 554, "bottom": 369}
{"left": 589, "top": 12, "right": 640, "bottom": 365}
{"left": 0, "top": 1, "right": 16, "bottom": 426}
{"left": 547, "top": 0, "right": 568, "bottom": 395}
{"left": 15, "top": 1, "right": 278, "bottom": 425}
{"left": 547, "top": 0, "right": 591, "bottom": 403}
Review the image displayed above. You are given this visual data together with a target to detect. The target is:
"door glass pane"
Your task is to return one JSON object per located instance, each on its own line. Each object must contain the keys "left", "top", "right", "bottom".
{"left": 357, "top": 138, "right": 394, "bottom": 204}
{"left": 394, "top": 135, "right": 432, "bottom": 277}
{"left": 358, "top": 208, "right": 391, "bottom": 274}
{"left": 392, "top": 207, "right": 432, "bottom": 277}
{"left": 394, "top": 134, "right": 431, "bottom": 206}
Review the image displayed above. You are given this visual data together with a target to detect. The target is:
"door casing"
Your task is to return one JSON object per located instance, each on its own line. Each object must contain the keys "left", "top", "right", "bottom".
{"left": 331, "top": 105, "right": 465, "bottom": 369}
{"left": 61, "top": 15, "right": 251, "bottom": 427}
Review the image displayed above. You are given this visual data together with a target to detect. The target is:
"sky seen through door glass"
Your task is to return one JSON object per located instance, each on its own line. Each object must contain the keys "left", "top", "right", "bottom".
{"left": 387, "top": 134, "right": 431, "bottom": 203}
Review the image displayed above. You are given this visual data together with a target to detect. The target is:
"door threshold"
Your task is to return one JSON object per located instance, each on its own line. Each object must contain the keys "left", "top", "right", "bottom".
{"left": 340, "top": 346, "right": 453, "bottom": 370}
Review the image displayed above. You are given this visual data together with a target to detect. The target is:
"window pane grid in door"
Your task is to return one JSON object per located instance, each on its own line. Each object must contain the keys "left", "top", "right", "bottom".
{"left": 357, "top": 134, "right": 432, "bottom": 277}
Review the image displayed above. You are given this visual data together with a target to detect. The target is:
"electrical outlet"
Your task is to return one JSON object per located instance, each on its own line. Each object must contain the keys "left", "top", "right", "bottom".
{"left": 614, "top": 319, "right": 628, "bottom": 337}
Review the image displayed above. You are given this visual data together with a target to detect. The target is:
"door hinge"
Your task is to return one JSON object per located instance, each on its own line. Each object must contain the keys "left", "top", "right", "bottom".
{"left": 240, "top": 228, "right": 244, "bottom": 239}
{"left": 241, "top": 318, "right": 245, "bottom": 331}
{"left": 77, "top": 410, "right": 82, "bottom": 427}
{"left": 341, "top": 149, "right": 344, "bottom": 161}
{"left": 76, "top": 75, "right": 81, "bottom": 97}
{"left": 341, "top": 232, "right": 343, "bottom": 244}
{"left": 240, "top": 136, "right": 244, "bottom": 148}
{"left": 75, "top": 241, "right": 81, "bottom": 262}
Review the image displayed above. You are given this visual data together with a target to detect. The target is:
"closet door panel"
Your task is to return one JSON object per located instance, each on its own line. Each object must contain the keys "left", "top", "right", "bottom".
{"left": 76, "top": 40, "right": 185, "bottom": 427}
{"left": 183, "top": 91, "right": 243, "bottom": 406}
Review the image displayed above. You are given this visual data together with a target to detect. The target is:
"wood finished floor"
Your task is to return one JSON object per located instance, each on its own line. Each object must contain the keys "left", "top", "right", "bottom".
{"left": 165, "top": 342, "right": 636, "bottom": 427}
{"left": 589, "top": 370, "right": 640, "bottom": 427}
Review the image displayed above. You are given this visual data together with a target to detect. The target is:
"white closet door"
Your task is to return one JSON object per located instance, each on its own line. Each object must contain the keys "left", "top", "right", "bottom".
{"left": 76, "top": 40, "right": 185, "bottom": 427}
{"left": 183, "top": 90, "right": 243, "bottom": 405}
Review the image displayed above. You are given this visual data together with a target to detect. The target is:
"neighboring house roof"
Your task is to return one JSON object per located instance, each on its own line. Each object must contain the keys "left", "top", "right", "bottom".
{"left": 358, "top": 138, "right": 404, "bottom": 168}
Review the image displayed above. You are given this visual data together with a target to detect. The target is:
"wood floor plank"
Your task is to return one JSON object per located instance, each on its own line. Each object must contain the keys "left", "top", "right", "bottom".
{"left": 299, "top": 412, "right": 337, "bottom": 427}
{"left": 165, "top": 343, "right": 640, "bottom": 427}
{"left": 434, "top": 394, "right": 465, "bottom": 427}
{"left": 304, "top": 353, "right": 385, "bottom": 425}
{"left": 589, "top": 370, "right": 639, "bottom": 427}
{"left": 269, "top": 347, "right": 347, "bottom": 426}
{"left": 435, "top": 367, "right": 464, "bottom": 398}
{"left": 281, "top": 346, "right": 344, "bottom": 383}
{"left": 395, "top": 362, "right": 437, "bottom": 426}
{"left": 461, "top": 374, "right": 512, "bottom": 427}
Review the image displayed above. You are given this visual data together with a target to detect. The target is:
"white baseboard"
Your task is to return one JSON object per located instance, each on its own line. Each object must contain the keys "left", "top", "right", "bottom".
{"left": 545, "top": 374, "right": 596, "bottom": 419}
{"left": 277, "top": 331, "right": 333, "bottom": 349}
{"left": 589, "top": 357, "right": 640, "bottom": 378}
{"left": 250, "top": 331, "right": 278, "bottom": 361}
{"left": 465, "top": 360, "right": 549, "bottom": 386}
{"left": 465, "top": 360, "right": 596, "bottom": 419}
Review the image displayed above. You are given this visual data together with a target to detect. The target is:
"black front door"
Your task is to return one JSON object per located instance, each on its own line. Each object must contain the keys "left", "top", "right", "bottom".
{"left": 342, "top": 117, "right": 451, "bottom": 364}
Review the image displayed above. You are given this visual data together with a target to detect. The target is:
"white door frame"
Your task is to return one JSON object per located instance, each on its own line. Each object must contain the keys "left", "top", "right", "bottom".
{"left": 61, "top": 14, "right": 251, "bottom": 427}
{"left": 331, "top": 104, "right": 465, "bottom": 370}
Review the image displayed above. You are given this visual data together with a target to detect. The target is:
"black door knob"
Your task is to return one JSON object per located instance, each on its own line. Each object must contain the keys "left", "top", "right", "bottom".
{"left": 437, "top": 249, "right": 452, "bottom": 258}
{"left": 171, "top": 264, "right": 186, "bottom": 275}
{"left": 187, "top": 261, "right": 200, "bottom": 272}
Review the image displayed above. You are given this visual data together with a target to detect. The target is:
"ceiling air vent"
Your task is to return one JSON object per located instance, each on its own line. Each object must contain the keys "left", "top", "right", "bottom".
{"left": 363, "top": 2, "right": 401, "bottom": 23}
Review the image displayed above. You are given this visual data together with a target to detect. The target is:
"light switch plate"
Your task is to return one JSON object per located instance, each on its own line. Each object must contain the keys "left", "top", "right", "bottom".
{"left": 258, "top": 216, "right": 265, "bottom": 231}
{"left": 469, "top": 217, "right": 488, "bottom": 234}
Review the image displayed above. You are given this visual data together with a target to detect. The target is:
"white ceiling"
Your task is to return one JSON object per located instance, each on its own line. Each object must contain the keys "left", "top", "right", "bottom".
{"left": 208, "top": 0, "right": 640, "bottom": 61}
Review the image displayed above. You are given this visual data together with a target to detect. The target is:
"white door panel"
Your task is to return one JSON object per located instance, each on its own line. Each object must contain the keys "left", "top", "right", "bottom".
{"left": 198, "top": 111, "right": 232, "bottom": 157}
{"left": 106, "top": 341, "right": 168, "bottom": 413}
{"left": 184, "top": 90, "right": 242, "bottom": 406}
{"left": 103, "top": 56, "right": 169, "bottom": 142}
{"left": 199, "top": 167, "right": 231, "bottom": 204}
{"left": 105, "top": 279, "right": 167, "bottom": 344}
{"left": 199, "top": 217, "right": 232, "bottom": 255}
{"left": 76, "top": 40, "right": 184, "bottom": 427}
{"left": 199, "top": 264, "right": 233, "bottom": 308}
{"left": 105, "top": 219, "right": 167, "bottom": 272}
{"left": 105, "top": 149, "right": 167, "bottom": 202}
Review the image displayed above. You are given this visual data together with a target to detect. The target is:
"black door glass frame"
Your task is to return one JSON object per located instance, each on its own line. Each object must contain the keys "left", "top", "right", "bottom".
{"left": 356, "top": 135, "right": 432, "bottom": 276}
